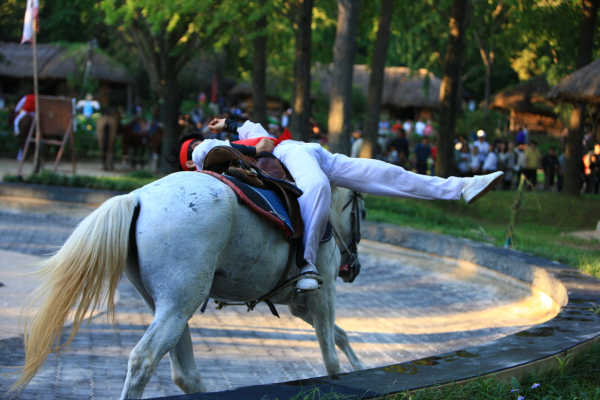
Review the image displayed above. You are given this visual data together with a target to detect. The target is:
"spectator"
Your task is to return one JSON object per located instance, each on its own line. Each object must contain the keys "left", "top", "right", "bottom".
{"left": 557, "top": 151, "right": 565, "bottom": 192}
{"left": 423, "top": 119, "right": 434, "bottom": 136}
{"left": 391, "top": 119, "right": 403, "bottom": 133}
{"left": 350, "top": 130, "right": 363, "bottom": 158}
{"left": 76, "top": 93, "right": 100, "bottom": 119}
{"left": 516, "top": 126, "right": 526, "bottom": 145}
{"left": 13, "top": 93, "right": 35, "bottom": 135}
{"left": 583, "top": 143, "right": 600, "bottom": 194}
{"left": 281, "top": 109, "right": 291, "bottom": 128}
{"left": 403, "top": 119, "right": 413, "bottom": 135}
{"left": 415, "top": 118, "right": 426, "bottom": 135}
{"left": 471, "top": 130, "right": 490, "bottom": 164}
{"left": 413, "top": 136, "right": 432, "bottom": 175}
{"left": 523, "top": 140, "right": 542, "bottom": 187}
{"left": 498, "top": 141, "right": 516, "bottom": 190}
{"left": 456, "top": 142, "right": 471, "bottom": 177}
{"left": 541, "top": 146, "right": 560, "bottom": 191}
{"left": 189, "top": 100, "right": 204, "bottom": 126}
{"left": 470, "top": 146, "right": 481, "bottom": 175}
{"left": 378, "top": 119, "right": 390, "bottom": 134}
{"left": 515, "top": 143, "right": 527, "bottom": 183}
{"left": 389, "top": 127, "right": 409, "bottom": 168}
{"left": 482, "top": 141, "right": 498, "bottom": 174}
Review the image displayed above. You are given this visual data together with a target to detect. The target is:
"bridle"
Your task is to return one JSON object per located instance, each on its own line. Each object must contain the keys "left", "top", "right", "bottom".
{"left": 333, "top": 191, "right": 363, "bottom": 274}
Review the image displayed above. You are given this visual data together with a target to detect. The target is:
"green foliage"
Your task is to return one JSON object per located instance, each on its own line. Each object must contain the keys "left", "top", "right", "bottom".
{"left": 3, "top": 170, "right": 155, "bottom": 192}
{"left": 365, "top": 190, "right": 600, "bottom": 277}
{"left": 383, "top": 344, "right": 600, "bottom": 400}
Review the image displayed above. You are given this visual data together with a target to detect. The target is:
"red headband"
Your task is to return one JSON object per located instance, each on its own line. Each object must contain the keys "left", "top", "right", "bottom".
{"left": 179, "top": 139, "right": 195, "bottom": 171}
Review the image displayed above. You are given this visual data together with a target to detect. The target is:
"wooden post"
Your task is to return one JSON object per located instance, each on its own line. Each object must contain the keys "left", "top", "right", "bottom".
{"left": 32, "top": 17, "right": 42, "bottom": 174}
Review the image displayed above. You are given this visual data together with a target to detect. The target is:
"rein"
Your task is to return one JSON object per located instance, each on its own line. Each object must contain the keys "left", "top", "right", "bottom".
{"left": 333, "top": 191, "right": 362, "bottom": 273}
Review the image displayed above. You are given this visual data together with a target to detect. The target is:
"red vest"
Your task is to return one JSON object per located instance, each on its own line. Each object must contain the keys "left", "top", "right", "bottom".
{"left": 22, "top": 94, "right": 36, "bottom": 113}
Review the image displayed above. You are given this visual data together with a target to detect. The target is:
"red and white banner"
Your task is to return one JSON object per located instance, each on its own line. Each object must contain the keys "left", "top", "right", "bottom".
{"left": 21, "top": 0, "right": 39, "bottom": 44}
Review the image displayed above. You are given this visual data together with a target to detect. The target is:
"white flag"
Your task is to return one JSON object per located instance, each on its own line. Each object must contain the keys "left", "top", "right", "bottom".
{"left": 21, "top": 0, "right": 39, "bottom": 44}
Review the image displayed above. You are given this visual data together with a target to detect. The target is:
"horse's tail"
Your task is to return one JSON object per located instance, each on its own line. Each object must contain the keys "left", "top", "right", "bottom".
{"left": 12, "top": 193, "right": 139, "bottom": 392}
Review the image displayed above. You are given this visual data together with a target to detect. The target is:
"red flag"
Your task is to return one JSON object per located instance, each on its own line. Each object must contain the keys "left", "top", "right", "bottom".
{"left": 21, "top": 0, "right": 39, "bottom": 44}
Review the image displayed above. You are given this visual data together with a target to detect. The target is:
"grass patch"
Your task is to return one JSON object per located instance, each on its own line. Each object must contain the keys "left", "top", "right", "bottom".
{"left": 365, "top": 190, "right": 600, "bottom": 278}
{"left": 383, "top": 344, "right": 600, "bottom": 400}
{"left": 2, "top": 170, "right": 158, "bottom": 192}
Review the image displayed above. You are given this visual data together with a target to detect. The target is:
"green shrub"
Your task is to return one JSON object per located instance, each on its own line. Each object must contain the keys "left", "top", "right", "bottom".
{"left": 2, "top": 170, "right": 156, "bottom": 192}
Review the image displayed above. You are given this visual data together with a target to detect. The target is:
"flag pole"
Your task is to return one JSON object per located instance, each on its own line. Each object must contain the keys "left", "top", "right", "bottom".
{"left": 32, "top": 17, "right": 42, "bottom": 174}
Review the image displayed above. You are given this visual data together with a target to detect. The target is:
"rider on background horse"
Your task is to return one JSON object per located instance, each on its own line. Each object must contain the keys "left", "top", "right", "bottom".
{"left": 177, "top": 118, "right": 504, "bottom": 292}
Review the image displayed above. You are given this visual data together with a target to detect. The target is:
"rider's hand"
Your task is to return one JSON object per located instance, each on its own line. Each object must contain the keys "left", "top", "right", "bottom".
{"left": 255, "top": 138, "right": 275, "bottom": 154}
{"left": 208, "top": 118, "right": 226, "bottom": 134}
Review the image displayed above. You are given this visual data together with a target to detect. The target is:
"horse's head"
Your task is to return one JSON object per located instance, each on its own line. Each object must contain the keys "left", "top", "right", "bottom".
{"left": 329, "top": 187, "right": 366, "bottom": 283}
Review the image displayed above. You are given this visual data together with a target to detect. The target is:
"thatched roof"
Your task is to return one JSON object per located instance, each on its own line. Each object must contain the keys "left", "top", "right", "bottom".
{"left": 229, "top": 82, "right": 253, "bottom": 97}
{"left": 0, "top": 41, "right": 133, "bottom": 84}
{"left": 316, "top": 64, "right": 441, "bottom": 109}
{"left": 547, "top": 57, "right": 600, "bottom": 104}
{"left": 489, "top": 76, "right": 556, "bottom": 116}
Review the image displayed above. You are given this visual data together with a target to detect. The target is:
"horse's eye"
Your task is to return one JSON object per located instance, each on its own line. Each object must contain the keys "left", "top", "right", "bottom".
{"left": 361, "top": 210, "right": 367, "bottom": 219}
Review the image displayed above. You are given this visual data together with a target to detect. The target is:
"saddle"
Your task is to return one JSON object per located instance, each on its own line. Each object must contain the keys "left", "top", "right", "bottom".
{"left": 202, "top": 146, "right": 304, "bottom": 239}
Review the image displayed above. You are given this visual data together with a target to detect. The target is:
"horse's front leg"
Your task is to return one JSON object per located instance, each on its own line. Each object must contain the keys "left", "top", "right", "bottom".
{"left": 292, "top": 286, "right": 339, "bottom": 375}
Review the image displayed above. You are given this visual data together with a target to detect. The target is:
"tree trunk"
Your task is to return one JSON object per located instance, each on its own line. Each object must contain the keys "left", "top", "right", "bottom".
{"left": 564, "top": 0, "right": 599, "bottom": 196}
{"left": 436, "top": 0, "right": 468, "bottom": 178}
{"left": 289, "top": 0, "right": 314, "bottom": 142}
{"left": 327, "top": 0, "right": 361, "bottom": 155}
{"left": 252, "top": 8, "right": 268, "bottom": 129}
{"left": 159, "top": 65, "right": 181, "bottom": 174}
{"left": 360, "top": 0, "right": 394, "bottom": 159}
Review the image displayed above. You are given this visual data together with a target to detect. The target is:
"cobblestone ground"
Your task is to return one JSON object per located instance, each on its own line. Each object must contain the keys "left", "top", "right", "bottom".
{"left": 0, "top": 207, "right": 555, "bottom": 399}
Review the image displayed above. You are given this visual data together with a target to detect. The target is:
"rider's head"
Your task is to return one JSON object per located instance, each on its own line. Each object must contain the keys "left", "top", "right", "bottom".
{"left": 167, "top": 133, "right": 204, "bottom": 171}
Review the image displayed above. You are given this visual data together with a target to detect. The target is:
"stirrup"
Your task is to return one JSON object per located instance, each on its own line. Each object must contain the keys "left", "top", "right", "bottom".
{"left": 295, "top": 270, "right": 323, "bottom": 293}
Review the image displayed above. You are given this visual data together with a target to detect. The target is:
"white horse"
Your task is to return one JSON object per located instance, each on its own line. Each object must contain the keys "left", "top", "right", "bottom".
{"left": 14, "top": 171, "right": 366, "bottom": 399}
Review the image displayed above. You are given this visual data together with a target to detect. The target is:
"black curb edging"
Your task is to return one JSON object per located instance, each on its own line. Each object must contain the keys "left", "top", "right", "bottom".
{"left": 149, "top": 222, "right": 600, "bottom": 400}
{"left": 0, "top": 182, "right": 126, "bottom": 204}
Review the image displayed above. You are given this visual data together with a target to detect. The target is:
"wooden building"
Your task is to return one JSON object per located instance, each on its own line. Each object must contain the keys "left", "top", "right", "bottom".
{"left": 0, "top": 41, "right": 133, "bottom": 106}
{"left": 317, "top": 64, "right": 442, "bottom": 121}
{"left": 489, "top": 76, "right": 563, "bottom": 137}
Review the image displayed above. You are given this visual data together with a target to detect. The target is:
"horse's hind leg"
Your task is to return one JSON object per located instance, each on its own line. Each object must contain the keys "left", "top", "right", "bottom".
{"left": 169, "top": 324, "right": 206, "bottom": 393}
{"left": 333, "top": 325, "right": 364, "bottom": 371}
{"left": 121, "top": 308, "right": 193, "bottom": 399}
{"left": 124, "top": 262, "right": 206, "bottom": 396}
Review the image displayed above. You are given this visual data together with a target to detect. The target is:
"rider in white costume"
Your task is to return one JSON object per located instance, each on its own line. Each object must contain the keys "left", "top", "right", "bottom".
{"left": 188, "top": 119, "right": 503, "bottom": 292}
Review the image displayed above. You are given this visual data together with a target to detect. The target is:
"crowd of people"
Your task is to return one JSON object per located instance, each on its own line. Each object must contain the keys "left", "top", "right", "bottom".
{"left": 351, "top": 121, "right": 600, "bottom": 194}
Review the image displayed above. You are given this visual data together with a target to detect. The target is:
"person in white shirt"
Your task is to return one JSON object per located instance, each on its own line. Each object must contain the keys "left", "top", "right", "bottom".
{"left": 471, "top": 130, "right": 490, "bottom": 164}
{"left": 482, "top": 142, "right": 498, "bottom": 174}
{"left": 414, "top": 119, "right": 426, "bottom": 136}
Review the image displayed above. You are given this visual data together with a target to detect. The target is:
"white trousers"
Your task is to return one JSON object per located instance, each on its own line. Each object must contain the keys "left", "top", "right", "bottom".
{"left": 273, "top": 141, "right": 464, "bottom": 263}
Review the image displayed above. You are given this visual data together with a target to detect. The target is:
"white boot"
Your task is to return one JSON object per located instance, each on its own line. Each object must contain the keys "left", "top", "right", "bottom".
{"left": 296, "top": 261, "right": 321, "bottom": 292}
{"left": 462, "top": 171, "right": 504, "bottom": 204}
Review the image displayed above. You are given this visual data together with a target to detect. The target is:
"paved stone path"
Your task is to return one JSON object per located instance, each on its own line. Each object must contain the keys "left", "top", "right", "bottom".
{"left": 0, "top": 203, "right": 559, "bottom": 399}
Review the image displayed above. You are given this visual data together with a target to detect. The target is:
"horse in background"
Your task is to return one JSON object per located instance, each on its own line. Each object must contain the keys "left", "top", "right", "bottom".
{"left": 96, "top": 111, "right": 121, "bottom": 170}
{"left": 120, "top": 119, "right": 163, "bottom": 172}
